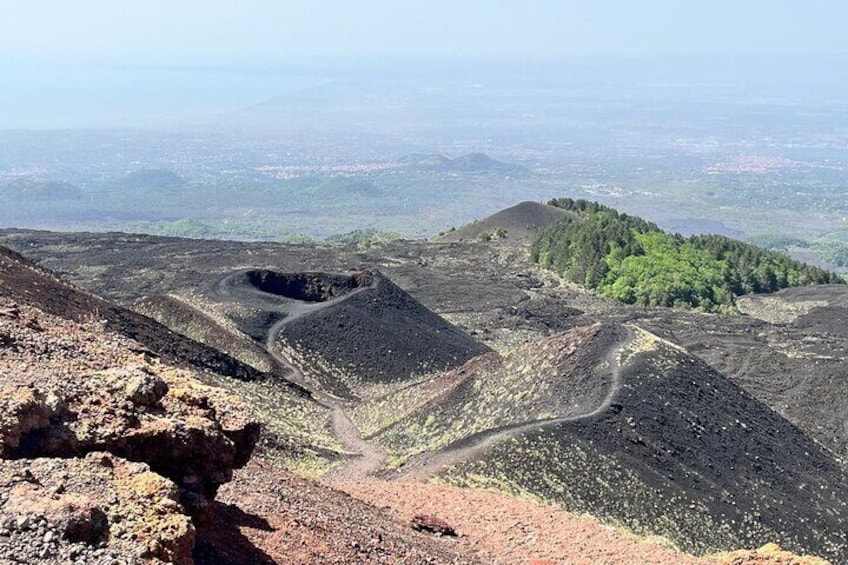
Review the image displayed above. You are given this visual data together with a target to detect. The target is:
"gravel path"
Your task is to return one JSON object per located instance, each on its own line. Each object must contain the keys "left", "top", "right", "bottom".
{"left": 393, "top": 325, "right": 634, "bottom": 482}
{"left": 218, "top": 271, "right": 392, "bottom": 483}
{"left": 321, "top": 406, "right": 389, "bottom": 483}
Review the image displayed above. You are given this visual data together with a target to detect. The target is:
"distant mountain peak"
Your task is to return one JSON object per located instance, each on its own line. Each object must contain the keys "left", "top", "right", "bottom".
{"left": 399, "top": 152, "right": 529, "bottom": 175}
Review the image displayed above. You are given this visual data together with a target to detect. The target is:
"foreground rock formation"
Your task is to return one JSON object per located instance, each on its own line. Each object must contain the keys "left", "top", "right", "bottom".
{"left": 0, "top": 297, "right": 259, "bottom": 563}
{"left": 0, "top": 453, "right": 193, "bottom": 564}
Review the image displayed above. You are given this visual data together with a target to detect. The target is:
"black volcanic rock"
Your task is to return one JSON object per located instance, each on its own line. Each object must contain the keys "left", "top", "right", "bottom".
{"left": 211, "top": 268, "right": 491, "bottom": 399}
{"left": 441, "top": 327, "right": 848, "bottom": 562}
{"left": 280, "top": 271, "right": 490, "bottom": 393}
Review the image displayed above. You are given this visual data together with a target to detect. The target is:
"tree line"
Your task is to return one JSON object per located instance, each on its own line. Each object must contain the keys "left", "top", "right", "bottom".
{"left": 531, "top": 198, "right": 843, "bottom": 312}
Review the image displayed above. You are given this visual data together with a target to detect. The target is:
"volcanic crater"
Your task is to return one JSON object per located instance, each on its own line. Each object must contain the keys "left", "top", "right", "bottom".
{"left": 242, "top": 269, "right": 371, "bottom": 303}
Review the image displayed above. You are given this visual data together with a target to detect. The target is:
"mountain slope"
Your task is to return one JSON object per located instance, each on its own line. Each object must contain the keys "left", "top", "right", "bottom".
{"left": 209, "top": 268, "right": 491, "bottom": 400}
{"left": 0, "top": 249, "right": 481, "bottom": 564}
{"left": 439, "top": 200, "right": 577, "bottom": 244}
{"left": 365, "top": 324, "right": 613, "bottom": 461}
{"left": 0, "top": 223, "right": 844, "bottom": 564}
{"left": 0, "top": 245, "right": 278, "bottom": 382}
{"left": 413, "top": 327, "right": 848, "bottom": 561}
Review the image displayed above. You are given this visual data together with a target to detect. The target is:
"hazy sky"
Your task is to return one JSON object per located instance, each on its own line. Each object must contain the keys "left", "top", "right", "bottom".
{"left": 2, "top": 0, "right": 847, "bottom": 62}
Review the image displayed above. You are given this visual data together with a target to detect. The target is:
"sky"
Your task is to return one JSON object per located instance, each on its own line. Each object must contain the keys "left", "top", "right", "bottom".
{"left": 1, "top": 0, "right": 847, "bottom": 63}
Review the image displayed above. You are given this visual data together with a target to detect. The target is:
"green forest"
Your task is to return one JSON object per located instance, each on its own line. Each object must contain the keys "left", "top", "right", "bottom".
{"left": 531, "top": 198, "right": 843, "bottom": 312}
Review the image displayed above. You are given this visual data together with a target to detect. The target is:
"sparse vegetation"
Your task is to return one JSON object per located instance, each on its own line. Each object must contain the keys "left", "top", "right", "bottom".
{"left": 324, "top": 228, "right": 404, "bottom": 248}
{"left": 128, "top": 218, "right": 284, "bottom": 240}
{"left": 476, "top": 228, "right": 507, "bottom": 242}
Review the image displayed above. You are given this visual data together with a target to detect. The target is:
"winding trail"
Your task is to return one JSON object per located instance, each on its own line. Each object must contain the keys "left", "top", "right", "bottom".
{"left": 263, "top": 312, "right": 392, "bottom": 484}
{"left": 392, "top": 325, "right": 635, "bottom": 482}
{"left": 264, "top": 317, "right": 390, "bottom": 484}
{"left": 209, "top": 269, "right": 389, "bottom": 482}
{"left": 321, "top": 407, "right": 389, "bottom": 483}
{"left": 210, "top": 269, "right": 637, "bottom": 485}
{"left": 210, "top": 269, "right": 373, "bottom": 398}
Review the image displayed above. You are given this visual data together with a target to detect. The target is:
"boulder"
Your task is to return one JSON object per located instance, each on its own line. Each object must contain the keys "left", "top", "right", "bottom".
{"left": 410, "top": 514, "right": 457, "bottom": 537}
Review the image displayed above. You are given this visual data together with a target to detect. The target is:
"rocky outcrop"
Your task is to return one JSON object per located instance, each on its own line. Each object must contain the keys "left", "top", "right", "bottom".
{"left": 710, "top": 543, "right": 831, "bottom": 565}
{"left": 0, "top": 453, "right": 194, "bottom": 564}
{"left": 0, "top": 385, "right": 53, "bottom": 454}
{"left": 0, "top": 298, "right": 261, "bottom": 562}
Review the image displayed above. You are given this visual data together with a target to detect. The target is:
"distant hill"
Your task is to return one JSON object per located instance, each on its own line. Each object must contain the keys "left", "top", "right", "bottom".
{"left": 113, "top": 169, "right": 186, "bottom": 191}
{"left": 0, "top": 178, "right": 83, "bottom": 201}
{"left": 439, "top": 201, "right": 577, "bottom": 243}
{"left": 400, "top": 152, "right": 529, "bottom": 175}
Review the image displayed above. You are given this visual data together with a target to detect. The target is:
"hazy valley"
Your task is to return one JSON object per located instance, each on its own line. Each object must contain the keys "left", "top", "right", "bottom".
{"left": 2, "top": 43, "right": 848, "bottom": 565}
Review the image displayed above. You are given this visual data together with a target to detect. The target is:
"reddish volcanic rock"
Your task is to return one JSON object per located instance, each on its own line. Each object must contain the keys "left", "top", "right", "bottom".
{"left": 0, "top": 452, "right": 194, "bottom": 564}
{"left": 0, "top": 298, "right": 260, "bottom": 501}
{"left": 338, "top": 481, "right": 707, "bottom": 565}
{"left": 0, "top": 297, "right": 261, "bottom": 562}
{"left": 0, "top": 384, "right": 52, "bottom": 454}
{"left": 411, "top": 514, "right": 458, "bottom": 537}
{"left": 197, "top": 457, "right": 480, "bottom": 564}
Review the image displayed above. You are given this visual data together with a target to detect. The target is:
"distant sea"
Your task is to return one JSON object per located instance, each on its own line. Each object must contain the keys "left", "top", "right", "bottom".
{"left": 0, "top": 60, "right": 328, "bottom": 129}
{"left": 2, "top": 54, "right": 847, "bottom": 130}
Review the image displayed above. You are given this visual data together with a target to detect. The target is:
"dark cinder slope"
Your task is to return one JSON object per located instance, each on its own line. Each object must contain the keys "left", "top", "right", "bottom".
{"left": 438, "top": 327, "right": 848, "bottom": 562}
{"left": 653, "top": 284, "right": 848, "bottom": 462}
{"left": 209, "top": 268, "right": 491, "bottom": 400}
{"left": 370, "top": 324, "right": 614, "bottom": 460}
{"left": 280, "top": 272, "right": 490, "bottom": 396}
{"left": 0, "top": 245, "right": 274, "bottom": 382}
{"left": 440, "top": 201, "right": 577, "bottom": 243}
{"left": 133, "top": 293, "right": 286, "bottom": 377}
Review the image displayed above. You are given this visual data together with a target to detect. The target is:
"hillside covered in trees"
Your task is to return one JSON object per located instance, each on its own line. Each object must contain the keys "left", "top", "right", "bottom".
{"left": 531, "top": 198, "right": 843, "bottom": 312}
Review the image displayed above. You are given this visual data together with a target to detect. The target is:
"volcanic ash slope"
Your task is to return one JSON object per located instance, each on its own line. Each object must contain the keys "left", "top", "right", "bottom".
{"left": 386, "top": 324, "right": 848, "bottom": 562}
{"left": 212, "top": 268, "right": 490, "bottom": 400}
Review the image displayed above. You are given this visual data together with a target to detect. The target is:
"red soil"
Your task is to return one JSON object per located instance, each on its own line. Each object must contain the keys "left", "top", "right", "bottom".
{"left": 338, "top": 481, "right": 707, "bottom": 565}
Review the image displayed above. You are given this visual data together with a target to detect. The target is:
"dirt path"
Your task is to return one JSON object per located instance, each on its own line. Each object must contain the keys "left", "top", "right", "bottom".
{"left": 261, "top": 333, "right": 389, "bottom": 483}
{"left": 262, "top": 332, "right": 390, "bottom": 483}
{"left": 392, "top": 325, "right": 635, "bottom": 482}
{"left": 212, "top": 269, "right": 636, "bottom": 486}
{"left": 211, "top": 270, "right": 391, "bottom": 482}
{"left": 320, "top": 406, "right": 389, "bottom": 483}
{"left": 260, "top": 318, "right": 390, "bottom": 483}
{"left": 267, "top": 320, "right": 634, "bottom": 485}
